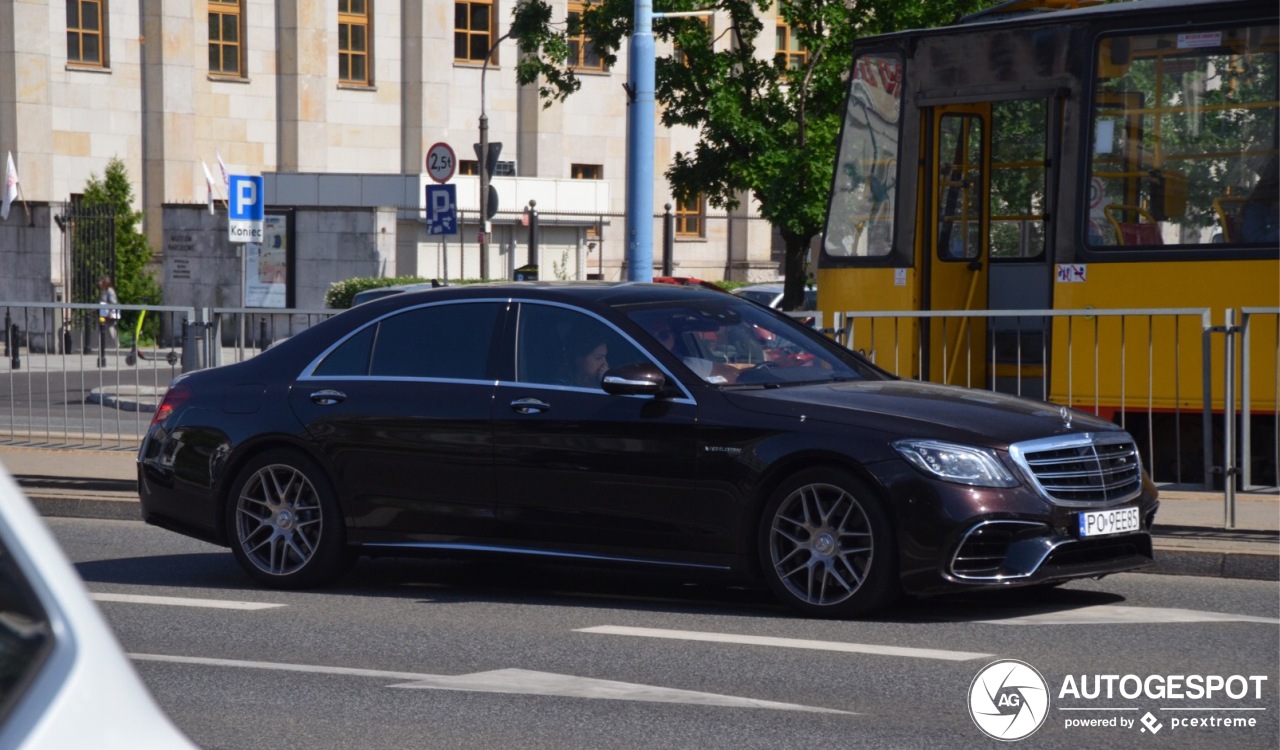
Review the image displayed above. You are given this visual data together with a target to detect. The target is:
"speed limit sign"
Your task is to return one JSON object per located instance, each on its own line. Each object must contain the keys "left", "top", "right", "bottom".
{"left": 426, "top": 142, "right": 456, "bottom": 183}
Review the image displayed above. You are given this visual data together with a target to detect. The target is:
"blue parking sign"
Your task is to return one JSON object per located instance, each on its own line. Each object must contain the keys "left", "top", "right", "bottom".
{"left": 426, "top": 184, "right": 457, "bottom": 236}
{"left": 228, "top": 174, "right": 265, "bottom": 242}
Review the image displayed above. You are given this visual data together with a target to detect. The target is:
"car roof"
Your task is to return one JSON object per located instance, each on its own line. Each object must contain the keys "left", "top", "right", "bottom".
{"left": 382, "top": 281, "right": 733, "bottom": 307}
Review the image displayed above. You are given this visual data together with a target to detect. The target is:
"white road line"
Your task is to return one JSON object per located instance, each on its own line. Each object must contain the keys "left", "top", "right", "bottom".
{"left": 576, "top": 625, "right": 992, "bottom": 662}
{"left": 977, "top": 605, "right": 1280, "bottom": 626}
{"left": 127, "top": 654, "right": 849, "bottom": 714}
{"left": 92, "top": 593, "right": 284, "bottom": 610}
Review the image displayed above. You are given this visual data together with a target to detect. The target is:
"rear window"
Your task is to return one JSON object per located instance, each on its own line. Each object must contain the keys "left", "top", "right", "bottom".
{"left": 371, "top": 303, "right": 502, "bottom": 379}
{"left": 313, "top": 302, "right": 502, "bottom": 380}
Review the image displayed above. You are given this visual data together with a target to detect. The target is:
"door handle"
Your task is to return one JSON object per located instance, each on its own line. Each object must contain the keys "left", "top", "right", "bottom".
{"left": 510, "top": 398, "right": 550, "bottom": 415}
{"left": 310, "top": 389, "right": 347, "bottom": 406}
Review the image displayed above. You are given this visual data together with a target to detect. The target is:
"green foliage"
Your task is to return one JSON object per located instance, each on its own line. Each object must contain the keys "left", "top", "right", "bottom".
{"left": 513, "top": 0, "right": 986, "bottom": 308}
{"left": 81, "top": 157, "right": 162, "bottom": 339}
{"left": 325, "top": 277, "right": 491, "bottom": 308}
{"left": 326, "top": 277, "right": 437, "bottom": 309}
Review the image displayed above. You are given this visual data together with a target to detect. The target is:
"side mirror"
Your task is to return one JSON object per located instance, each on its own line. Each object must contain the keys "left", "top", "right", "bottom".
{"left": 601, "top": 363, "right": 667, "bottom": 397}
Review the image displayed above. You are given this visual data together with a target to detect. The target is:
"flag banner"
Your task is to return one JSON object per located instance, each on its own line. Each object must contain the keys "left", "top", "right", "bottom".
{"left": 2, "top": 151, "right": 18, "bottom": 221}
{"left": 215, "top": 149, "right": 230, "bottom": 190}
{"left": 202, "top": 159, "right": 217, "bottom": 215}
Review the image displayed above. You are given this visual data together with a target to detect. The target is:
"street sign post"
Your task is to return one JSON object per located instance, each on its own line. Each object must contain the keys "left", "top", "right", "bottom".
{"left": 426, "top": 142, "right": 456, "bottom": 184}
{"left": 228, "top": 175, "right": 265, "bottom": 243}
{"left": 426, "top": 184, "right": 458, "bottom": 236}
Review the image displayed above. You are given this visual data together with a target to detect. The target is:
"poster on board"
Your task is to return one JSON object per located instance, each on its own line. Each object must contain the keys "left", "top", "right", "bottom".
{"left": 244, "top": 214, "right": 288, "bottom": 308}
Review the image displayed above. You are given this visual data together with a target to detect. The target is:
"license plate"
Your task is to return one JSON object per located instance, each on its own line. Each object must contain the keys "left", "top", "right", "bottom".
{"left": 1078, "top": 506, "right": 1141, "bottom": 537}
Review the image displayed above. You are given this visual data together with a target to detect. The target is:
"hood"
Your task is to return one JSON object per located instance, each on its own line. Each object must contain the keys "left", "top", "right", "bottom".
{"left": 722, "top": 379, "right": 1121, "bottom": 447}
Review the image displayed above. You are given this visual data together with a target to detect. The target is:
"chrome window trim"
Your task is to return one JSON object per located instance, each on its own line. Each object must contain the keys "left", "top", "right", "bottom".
{"left": 1008, "top": 431, "right": 1143, "bottom": 507}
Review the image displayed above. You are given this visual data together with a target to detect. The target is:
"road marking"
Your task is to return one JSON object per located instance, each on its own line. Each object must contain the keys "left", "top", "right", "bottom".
{"left": 93, "top": 593, "right": 284, "bottom": 610}
{"left": 127, "top": 654, "right": 848, "bottom": 714}
{"left": 576, "top": 625, "right": 992, "bottom": 662}
{"left": 977, "top": 605, "right": 1280, "bottom": 626}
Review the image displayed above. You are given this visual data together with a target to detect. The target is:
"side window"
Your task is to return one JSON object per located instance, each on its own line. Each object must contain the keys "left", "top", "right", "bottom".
{"left": 313, "top": 325, "right": 376, "bottom": 376}
{"left": 0, "top": 535, "right": 52, "bottom": 717}
{"left": 515, "top": 305, "right": 647, "bottom": 389}
{"left": 1089, "top": 24, "right": 1279, "bottom": 247}
{"left": 369, "top": 303, "right": 501, "bottom": 379}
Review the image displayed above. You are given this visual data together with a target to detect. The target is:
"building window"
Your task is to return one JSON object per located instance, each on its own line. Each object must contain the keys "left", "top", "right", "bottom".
{"left": 339, "top": 0, "right": 371, "bottom": 85}
{"left": 208, "top": 0, "right": 243, "bottom": 77}
{"left": 67, "top": 0, "right": 107, "bottom": 67}
{"left": 567, "top": 2, "right": 604, "bottom": 71}
{"left": 455, "top": 0, "right": 495, "bottom": 63}
{"left": 775, "top": 18, "right": 807, "bottom": 70}
{"left": 673, "top": 17, "right": 710, "bottom": 68}
{"left": 459, "top": 160, "right": 479, "bottom": 176}
{"left": 676, "top": 193, "right": 705, "bottom": 238}
{"left": 572, "top": 164, "right": 603, "bottom": 180}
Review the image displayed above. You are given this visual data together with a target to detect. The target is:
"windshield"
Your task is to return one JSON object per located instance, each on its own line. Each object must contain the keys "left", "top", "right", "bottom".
{"left": 618, "top": 297, "right": 878, "bottom": 387}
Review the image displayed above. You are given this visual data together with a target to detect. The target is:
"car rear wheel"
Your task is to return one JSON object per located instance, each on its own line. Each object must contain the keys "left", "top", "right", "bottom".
{"left": 758, "top": 468, "right": 897, "bottom": 618}
{"left": 226, "top": 450, "right": 352, "bottom": 588}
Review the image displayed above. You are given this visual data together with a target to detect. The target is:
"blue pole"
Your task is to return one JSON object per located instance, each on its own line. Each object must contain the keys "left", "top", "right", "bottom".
{"left": 625, "top": 0, "right": 655, "bottom": 282}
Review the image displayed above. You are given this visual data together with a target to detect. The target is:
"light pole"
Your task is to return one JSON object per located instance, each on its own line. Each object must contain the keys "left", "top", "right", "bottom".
{"left": 479, "top": 30, "right": 513, "bottom": 280}
{"left": 624, "top": 0, "right": 656, "bottom": 282}
{"left": 625, "top": 7, "right": 712, "bottom": 282}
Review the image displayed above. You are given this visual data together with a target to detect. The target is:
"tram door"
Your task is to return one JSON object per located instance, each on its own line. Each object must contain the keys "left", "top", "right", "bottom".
{"left": 926, "top": 105, "right": 990, "bottom": 386}
{"left": 925, "top": 99, "right": 1055, "bottom": 395}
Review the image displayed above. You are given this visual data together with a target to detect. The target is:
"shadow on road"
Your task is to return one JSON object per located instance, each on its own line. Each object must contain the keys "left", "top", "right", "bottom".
{"left": 74, "top": 549, "right": 1129, "bottom": 623}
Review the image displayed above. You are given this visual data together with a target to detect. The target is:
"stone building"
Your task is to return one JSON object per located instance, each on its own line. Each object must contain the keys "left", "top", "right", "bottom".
{"left": 0, "top": 0, "right": 786, "bottom": 307}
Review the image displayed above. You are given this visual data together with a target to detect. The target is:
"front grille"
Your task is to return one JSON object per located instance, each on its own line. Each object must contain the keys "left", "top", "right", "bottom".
{"left": 1011, "top": 434, "right": 1142, "bottom": 506}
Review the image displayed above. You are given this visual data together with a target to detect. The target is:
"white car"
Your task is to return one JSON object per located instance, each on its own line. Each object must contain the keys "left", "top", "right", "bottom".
{"left": 0, "top": 467, "right": 196, "bottom": 749}
{"left": 731, "top": 282, "right": 817, "bottom": 311}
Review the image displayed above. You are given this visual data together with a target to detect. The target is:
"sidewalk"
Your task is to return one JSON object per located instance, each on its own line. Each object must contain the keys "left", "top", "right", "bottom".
{"left": 1, "top": 444, "right": 1275, "bottom": 582}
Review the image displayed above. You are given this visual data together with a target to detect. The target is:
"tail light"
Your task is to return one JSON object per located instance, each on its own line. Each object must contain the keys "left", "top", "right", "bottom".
{"left": 151, "top": 384, "right": 192, "bottom": 426}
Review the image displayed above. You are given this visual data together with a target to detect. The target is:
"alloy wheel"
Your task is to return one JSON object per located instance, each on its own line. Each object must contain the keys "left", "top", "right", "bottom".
{"left": 234, "top": 463, "right": 324, "bottom": 577}
{"left": 767, "top": 481, "right": 874, "bottom": 607}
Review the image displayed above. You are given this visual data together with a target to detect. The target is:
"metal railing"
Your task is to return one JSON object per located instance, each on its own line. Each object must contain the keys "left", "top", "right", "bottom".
{"left": 3, "top": 301, "right": 1276, "bottom": 522}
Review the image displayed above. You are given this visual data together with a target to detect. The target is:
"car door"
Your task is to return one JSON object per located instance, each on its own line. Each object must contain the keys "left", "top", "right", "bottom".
{"left": 289, "top": 299, "right": 506, "bottom": 542}
{"left": 490, "top": 301, "right": 720, "bottom": 562}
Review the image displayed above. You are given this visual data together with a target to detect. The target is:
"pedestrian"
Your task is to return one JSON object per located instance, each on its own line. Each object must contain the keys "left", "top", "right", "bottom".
{"left": 97, "top": 275, "right": 120, "bottom": 355}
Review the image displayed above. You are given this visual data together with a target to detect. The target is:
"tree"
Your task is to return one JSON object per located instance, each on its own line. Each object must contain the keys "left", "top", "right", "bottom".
{"left": 512, "top": 0, "right": 985, "bottom": 308}
{"left": 82, "top": 158, "right": 161, "bottom": 306}
{"left": 82, "top": 158, "right": 162, "bottom": 339}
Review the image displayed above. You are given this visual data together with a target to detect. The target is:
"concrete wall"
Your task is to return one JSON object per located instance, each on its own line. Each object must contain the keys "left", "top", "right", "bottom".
{"left": 0, "top": 204, "right": 60, "bottom": 303}
{"left": 161, "top": 204, "right": 396, "bottom": 311}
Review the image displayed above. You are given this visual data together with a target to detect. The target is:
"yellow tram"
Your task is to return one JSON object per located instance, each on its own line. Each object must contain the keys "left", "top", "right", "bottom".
{"left": 818, "top": 0, "right": 1279, "bottom": 484}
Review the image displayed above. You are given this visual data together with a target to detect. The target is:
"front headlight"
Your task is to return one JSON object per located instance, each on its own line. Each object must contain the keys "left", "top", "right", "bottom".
{"left": 892, "top": 439, "right": 1020, "bottom": 488}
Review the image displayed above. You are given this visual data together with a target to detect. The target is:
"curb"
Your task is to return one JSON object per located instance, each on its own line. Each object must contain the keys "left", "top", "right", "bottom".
{"left": 25, "top": 491, "right": 1278, "bottom": 581}
{"left": 86, "top": 387, "right": 162, "bottom": 413}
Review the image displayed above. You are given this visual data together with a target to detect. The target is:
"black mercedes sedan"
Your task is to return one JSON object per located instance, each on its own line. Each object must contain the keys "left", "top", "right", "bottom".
{"left": 138, "top": 282, "right": 1158, "bottom": 617}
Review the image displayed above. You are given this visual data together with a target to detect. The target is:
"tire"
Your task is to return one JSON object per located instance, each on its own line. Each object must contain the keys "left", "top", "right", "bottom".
{"left": 225, "top": 449, "right": 353, "bottom": 588}
{"left": 757, "top": 468, "right": 898, "bottom": 618}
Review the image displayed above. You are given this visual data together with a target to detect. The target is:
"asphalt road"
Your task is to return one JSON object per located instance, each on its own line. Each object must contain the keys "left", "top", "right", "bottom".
{"left": 49, "top": 517, "right": 1279, "bottom": 750}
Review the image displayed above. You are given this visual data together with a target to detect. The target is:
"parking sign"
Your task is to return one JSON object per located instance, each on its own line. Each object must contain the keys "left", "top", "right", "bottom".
{"left": 228, "top": 174, "right": 265, "bottom": 243}
{"left": 426, "top": 184, "right": 457, "bottom": 236}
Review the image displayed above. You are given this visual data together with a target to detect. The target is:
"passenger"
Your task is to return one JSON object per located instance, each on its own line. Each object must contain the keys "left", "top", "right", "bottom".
{"left": 562, "top": 336, "right": 609, "bottom": 388}
{"left": 1242, "top": 156, "right": 1279, "bottom": 244}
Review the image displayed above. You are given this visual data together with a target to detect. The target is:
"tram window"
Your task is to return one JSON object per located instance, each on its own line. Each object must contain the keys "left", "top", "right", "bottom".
{"left": 990, "top": 100, "right": 1047, "bottom": 260}
{"left": 1088, "top": 24, "right": 1279, "bottom": 248}
{"left": 937, "top": 114, "right": 984, "bottom": 261}
{"left": 825, "top": 52, "right": 902, "bottom": 258}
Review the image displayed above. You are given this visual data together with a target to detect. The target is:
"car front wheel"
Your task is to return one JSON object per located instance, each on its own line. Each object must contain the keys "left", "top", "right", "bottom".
{"left": 758, "top": 468, "right": 897, "bottom": 618}
{"left": 225, "top": 450, "right": 352, "bottom": 588}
